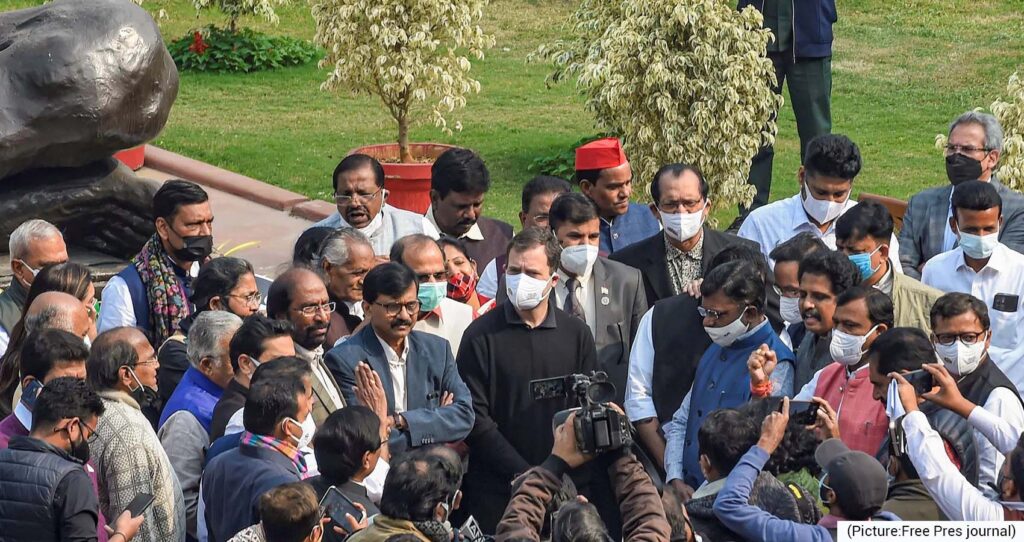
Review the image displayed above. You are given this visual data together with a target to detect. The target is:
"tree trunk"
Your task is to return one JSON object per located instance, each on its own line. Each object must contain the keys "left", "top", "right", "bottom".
{"left": 398, "top": 115, "right": 413, "bottom": 163}
{"left": 229, "top": 16, "right": 237, "bottom": 33}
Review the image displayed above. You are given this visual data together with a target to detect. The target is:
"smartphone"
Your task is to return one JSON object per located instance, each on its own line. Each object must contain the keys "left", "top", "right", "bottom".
{"left": 459, "top": 516, "right": 486, "bottom": 542}
{"left": 903, "top": 369, "right": 935, "bottom": 395}
{"left": 124, "top": 493, "right": 155, "bottom": 518}
{"left": 787, "top": 401, "right": 819, "bottom": 425}
{"left": 319, "top": 486, "right": 365, "bottom": 528}
{"left": 20, "top": 379, "right": 43, "bottom": 411}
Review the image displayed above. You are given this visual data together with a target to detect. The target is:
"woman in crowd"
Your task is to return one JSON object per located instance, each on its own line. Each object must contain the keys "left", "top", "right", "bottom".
{"left": 438, "top": 237, "right": 494, "bottom": 315}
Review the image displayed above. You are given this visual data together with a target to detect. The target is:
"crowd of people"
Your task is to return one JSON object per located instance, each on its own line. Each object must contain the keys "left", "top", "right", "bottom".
{"left": 4, "top": 98, "right": 1024, "bottom": 542}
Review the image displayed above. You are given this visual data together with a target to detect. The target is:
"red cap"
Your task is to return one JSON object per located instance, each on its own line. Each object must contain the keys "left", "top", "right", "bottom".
{"left": 575, "top": 137, "right": 628, "bottom": 171}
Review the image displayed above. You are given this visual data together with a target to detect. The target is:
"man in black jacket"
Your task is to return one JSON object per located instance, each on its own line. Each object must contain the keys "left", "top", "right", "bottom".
{"left": 0, "top": 377, "right": 143, "bottom": 542}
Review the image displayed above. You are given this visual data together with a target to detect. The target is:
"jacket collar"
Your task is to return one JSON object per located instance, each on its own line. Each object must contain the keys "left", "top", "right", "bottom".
{"left": 8, "top": 435, "right": 83, "bottom": 465}
{"left": 5, "top": 279, "right": 28, "bottom": 308}
{"left": 503, "top": 297, "right": 558, "bottom": 329}
{"left": 99, "top": 389, "right": 141, "bottom": 411}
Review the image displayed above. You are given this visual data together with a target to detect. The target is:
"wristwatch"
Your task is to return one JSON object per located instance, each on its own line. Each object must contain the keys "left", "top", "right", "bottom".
{"left": 392, "top": 413, "right": 407, "bottom": 432}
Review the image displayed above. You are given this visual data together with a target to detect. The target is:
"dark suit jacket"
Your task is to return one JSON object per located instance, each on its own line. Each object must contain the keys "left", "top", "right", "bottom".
{"left": 496, "top": 258, "right": 647, "bottom": 402}
{"left": 324, "top": 326, "right": 475, "bottom": 456}
{"left": 610, "top": 228, "right": 783, "bottom": 329}
{"left": 463, "top": 216, "right": 514, "bottom": 269}
{"left": 899, "top": 177, "right": 1024, "bottom": 279}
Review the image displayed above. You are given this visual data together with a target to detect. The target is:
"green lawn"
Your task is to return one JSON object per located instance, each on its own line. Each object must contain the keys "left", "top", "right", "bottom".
{"left": 6, "top": 0, "right": 1024, "bottom": 225}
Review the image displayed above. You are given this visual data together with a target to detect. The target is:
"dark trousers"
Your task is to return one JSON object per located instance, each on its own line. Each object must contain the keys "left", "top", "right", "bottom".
{"left": 743, "top": 52, "right": 832, "bottom": 215}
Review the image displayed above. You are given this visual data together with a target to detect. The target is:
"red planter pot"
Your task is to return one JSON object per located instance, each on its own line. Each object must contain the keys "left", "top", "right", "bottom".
{"left": 351, "top": 143, "right": 456, "bottom": 214}
{"left": 114, "top": 146, "right": 146, "bottom": 170}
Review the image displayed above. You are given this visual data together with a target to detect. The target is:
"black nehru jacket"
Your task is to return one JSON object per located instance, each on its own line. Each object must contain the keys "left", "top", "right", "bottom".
{"left": 209, "top": 379, "right": 249, "bottom": 441}
{"left": 456, "top": 301, "right": 598, "bottom": 530}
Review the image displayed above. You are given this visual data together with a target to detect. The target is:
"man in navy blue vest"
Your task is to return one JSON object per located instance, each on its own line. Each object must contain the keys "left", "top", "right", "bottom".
{"left": 98, "top": 180, "right": 215, "bottom": 348}
{"left": 0, "top": 377, "right": 143, "bottom": 542}
{"left": 734, "top": 0, "right": 836, "bottom": 226}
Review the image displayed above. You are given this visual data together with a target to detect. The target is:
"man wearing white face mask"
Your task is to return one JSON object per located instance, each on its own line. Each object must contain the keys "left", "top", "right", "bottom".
{"left": 456, "top": 227, "right": 600, "bottom": 532}
{"left": 755, "top": 286, "right": 891, "bottom": 456}
{"left": 768, "top": 233, "right": 829, "bottom": 350}
{"left": 928, "top": 293, "right": 1024, "bottom": 498}
{"left": 500, "top": 194, "right": 646, "bottom": 403}
{"left": 922, "top": 180, "right": 1024, "bottom": 395}
{"left": 663, "top": 260, "right": 794, "bottom": 496}
{"left": 613, "top": 163, "right": 760, "bottom": 305}
{"left": 738, "top": 134, "right": 903, "bottom": 274}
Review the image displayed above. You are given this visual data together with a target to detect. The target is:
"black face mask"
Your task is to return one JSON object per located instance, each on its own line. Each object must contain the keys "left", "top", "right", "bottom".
{"left": 68, "top": 421, "right": 90, "bottom": 463}
{"left": 946, "top": 153, "right": 984, "bottom": 186}
{"left": 171, "top": 234, "right": 213, "bottom": 262}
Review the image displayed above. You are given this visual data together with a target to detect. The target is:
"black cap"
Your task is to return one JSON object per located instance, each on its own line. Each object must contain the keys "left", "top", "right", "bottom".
{"left": 815, "top": 439, "right": 888, "bottom": 519}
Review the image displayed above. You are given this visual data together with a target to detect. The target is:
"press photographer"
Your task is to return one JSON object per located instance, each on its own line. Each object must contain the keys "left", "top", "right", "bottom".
{"left": 495, "top": 407, "right": 671, "bottom": 542}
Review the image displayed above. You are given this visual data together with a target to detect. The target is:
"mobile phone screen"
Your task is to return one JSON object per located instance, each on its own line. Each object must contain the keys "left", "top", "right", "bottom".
{"left": 125, "top": 493, "right": 155, "bottom": 518}
{"left": 319, "top": 486, "right": 365, "bottom": 527}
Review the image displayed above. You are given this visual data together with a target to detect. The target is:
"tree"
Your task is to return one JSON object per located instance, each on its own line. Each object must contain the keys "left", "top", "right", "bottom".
{"left": 534, "top": 0, "right": 782, "bottom": 209}
{"left": 191, "top": 0, "right": 290, "bottom": 33}
{"left": 991, "top": 72, "right": 1024, "bottom": 190}
{"left": 312, "top": 0, "right": 495, "bottom": 163}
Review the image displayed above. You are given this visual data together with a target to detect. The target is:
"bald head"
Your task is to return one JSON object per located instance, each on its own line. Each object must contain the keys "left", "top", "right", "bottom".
{"left": 267, "top": 267, "right": 330, "bottom": 350}
{"left": 266, "top": 268, "right": 327, "bottom": 320}
{"left": 25, "top": 291, "right": 90, "bottom": 340}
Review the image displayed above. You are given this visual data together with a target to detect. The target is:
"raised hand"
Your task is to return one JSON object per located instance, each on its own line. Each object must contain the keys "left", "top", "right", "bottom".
{"left": 921, "top": 363, "right": 975, "bottom": 418}
{"left": 757, "top": 396, "right": 790, "bottom": 454}
{"left": 810, "top": 396, "right": 840, "bottom": 441}
{"left": 440, "top": 391, "right": 454, "bottom": 407}
{"left": 354, "top": 361, "right": 388, "bottom": 424}
{"left": 747, "top": 344, "right": 778, "bottom": 388}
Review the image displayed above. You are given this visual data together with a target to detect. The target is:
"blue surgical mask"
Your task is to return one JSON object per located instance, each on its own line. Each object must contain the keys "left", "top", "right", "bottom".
{"left": 847, "top": 246, "right": 883, "bottom": 281}
{"left": 418, "top": 281, "right": 447, "bottom": 313}
{"left": 959, "top": 231, "right": 999, "bottom": 259}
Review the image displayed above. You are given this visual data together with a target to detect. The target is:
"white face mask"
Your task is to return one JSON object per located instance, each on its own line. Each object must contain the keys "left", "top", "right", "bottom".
{"left": 342, "top": 201, "right": 385, "bottom": 237}
{"left": 829, "top": 326, "right": 878, "bottom": 366}
{"left": 506, "top": 273, "right": 552, "bottom": 311}
{"left": 780, "top": 296, "right": 802, "bottom": 325}
{"left": 935, "top": 334, "right": 988, "bottom": 376}
{"left": 958, "top": 231, "right": 999, "bottom": 260}
{"left": 704, "top": 310, "right": 750, "bottom": 348}
{"left": 560, "top": 244, "right": 599, "bottom": 278}
{"left": 285, "top": 416, "right": 314, "bottom": 449}
{"left": 801, "top": 185, "right": 846, "bottom": 225}
{"left": 661, "top": 203, "right": 706, "bottom": 243}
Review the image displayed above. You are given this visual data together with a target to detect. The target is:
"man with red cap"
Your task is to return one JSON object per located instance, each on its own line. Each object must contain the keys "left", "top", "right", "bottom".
{"left": 575, "top": 138, "right": 661, "bottom": 256}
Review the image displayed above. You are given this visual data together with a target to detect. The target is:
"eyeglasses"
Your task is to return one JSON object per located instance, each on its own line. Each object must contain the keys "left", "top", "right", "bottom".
{"left": 417, "top": 271, "right": 449, "bottom": 283}
{"left": 697, "top": 306, "right": 747, "bottom": 321}
{"left": 334, "top": 187, "right": 384, "bottom": 204}
{"left": 55, "top": 419, "right": 99, "bottom": 443}
{"left": 772, "top": 284, "right": 801, "bottom": 299}
{"left": 933, "top": 331, "right": 987, "bottom": 346}
{"left": 657, "top": 200, "right": 706, "bottom": 214}
{"left": 374, "top": 300, "right": 421, "bottom": 317}
{"left": 945, "top": 144, "right": 990, "bottom": 155}
{"left": 292, "top": 302, "right": 336, "bottom": 317}
{"left": 134, "top": 356, "right": 159, "bottom": 368}
{"left": 225, "top": 291, "right": 263, "bottom": 307}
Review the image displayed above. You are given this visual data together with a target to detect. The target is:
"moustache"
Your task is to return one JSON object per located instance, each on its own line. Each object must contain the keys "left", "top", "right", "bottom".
{"left": 345, "top": 205, "right": 369, "bottom": 215}
{"left": 801, "top": 308, "right": 821, "bottom": 321}
{"left": 306, "top": 323, "right": 329, "bottom": 333}
{"left": 391, "top": 318, "right": 413, "bottom": 329}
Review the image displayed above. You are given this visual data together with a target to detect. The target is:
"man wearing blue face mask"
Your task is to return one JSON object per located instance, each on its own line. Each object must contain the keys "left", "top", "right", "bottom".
{"left": 663, "top": 259, "right": 794, "bottom": 497}
{"left": 836, "top": 200, "right": 941, "bottom": 333}
{"left": 923, "top": 180, "right": 1024, "bottom": 396}
{"left": 390, "top": 234, "right": 474, "bottom": 354}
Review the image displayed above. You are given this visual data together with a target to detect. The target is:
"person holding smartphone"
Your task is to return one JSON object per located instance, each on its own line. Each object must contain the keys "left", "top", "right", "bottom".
{"left": 0, "top": 377, "right": 144, "bottom": 542}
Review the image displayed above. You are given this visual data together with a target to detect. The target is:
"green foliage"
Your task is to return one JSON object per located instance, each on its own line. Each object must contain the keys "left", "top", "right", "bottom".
{"left": 191, "top": 0, "right": 290, "bottom": 31}
{"left": 168, "top": 26, "right": 318, "bottom": 73}
{"left": 528, "top": 135, "right": 605, "bottom": 180}
{"left": 533, "top": 0, "right": 782, "bottom": 207}
{"left": 311, "top": 0, "right": 496, "bottom": 161}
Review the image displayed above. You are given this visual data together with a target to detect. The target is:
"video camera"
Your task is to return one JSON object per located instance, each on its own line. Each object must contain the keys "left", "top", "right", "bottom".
{"left": 530, "top": 371, "right": 632, "bottom": 455}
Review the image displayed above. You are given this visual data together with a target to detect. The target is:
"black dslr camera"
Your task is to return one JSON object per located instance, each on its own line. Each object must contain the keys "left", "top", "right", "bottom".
{"left": 530, "top": 371, "right": 632, "bottom": 455}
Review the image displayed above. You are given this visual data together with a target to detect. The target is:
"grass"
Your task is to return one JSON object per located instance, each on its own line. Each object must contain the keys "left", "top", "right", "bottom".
{"left": 5, "top": 0, "right": 1024, "bottom": 225}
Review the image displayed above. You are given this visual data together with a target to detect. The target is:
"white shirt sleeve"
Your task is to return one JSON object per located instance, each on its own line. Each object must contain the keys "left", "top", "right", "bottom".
{"left": 793, "top": 366, "right": 826, "bottom": 402}
{"left": 97, "top": 274, "right": 137, "bottom": 332}
{"left": 663, "top": 388, "right": 692, "bottom": 484}
{"left": 225, "top": 408, "right": 245, "bottom": 436}
{"left": 889, "top": 234, "right": 904, "bottom": 274}
{"left": 476, "top": 259, "right": 499, "bottom": 300}
{"left": 0, "top": 326, "right": 9, "bottom": 358}
{"left": 625, "top": 308, "right": 657, "bottom": 422}
{"left": 421, "top": 217, "right": 440, "bottom": 239}
{"left": 902, "top": 410, "right": 1005, "bottom": 521}
{"left": 360, "top": 459, "right": 390, "bottom": 504}
{"left": 975, "top": 387, "right": 1024, "bottom": 498}
{"left": 969, "top": 404, "right": 1024, "bottom": 458}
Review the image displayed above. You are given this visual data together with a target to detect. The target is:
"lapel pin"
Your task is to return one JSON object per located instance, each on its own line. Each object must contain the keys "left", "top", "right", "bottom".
{"left": 601, "top": 286, "right": 609, "bottom": 295}
{"left": 601, "top": 296, "right": 610, "bottom": 306}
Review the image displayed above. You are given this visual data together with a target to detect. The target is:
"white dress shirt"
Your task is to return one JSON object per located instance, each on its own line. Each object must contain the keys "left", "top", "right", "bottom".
{"left": 376, "top": 333, "right": 410, "bottom": 413}
{"left": 425, "top": 205, "right": 485, "bottom": 242}
{"left": 413, "top": 297, "right": 473, "bottom": 355}
{"left": 97, "top": 261, "right": 200, "bottom": 333}
{"left": 737, "top": 193, "right": 903, "bottom": 273}
{"left": 345, "top": 300, "right": 365, "bottom": 321}
{"left": 624, "top": 306, "right": 662, "bottom": 422}
{"left": 902, "top": 407, "right": 1023, "bottom": 521}
{"left": 921, "top": 243, "right": 1024, "bottom": 394}
{"left": 553, "top": 268, "right": 597, "bottom": 338}
{"left": 975, "top": 386, "right": 1024, "bottom": 497}
{"left": 477, "top": 259, "right": 499, "bottom": 300}
{"left": 0, "top": 326, "right": 9, "bottom": 358}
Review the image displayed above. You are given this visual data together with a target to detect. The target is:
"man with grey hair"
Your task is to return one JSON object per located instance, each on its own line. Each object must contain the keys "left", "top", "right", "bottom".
{"left": 0, "top": 219, "right": 68, "bottom": 353}
{"left": 157, "top": 310, "right": 241, "bottom": 540}
{"left": 319, "top": 227, "right": 376, "bottom": 345}
{"left": 900, "top": 111, "right": 1024, "bottom": 278}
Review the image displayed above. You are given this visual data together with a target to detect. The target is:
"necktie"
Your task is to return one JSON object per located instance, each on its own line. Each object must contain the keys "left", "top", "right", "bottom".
{"left": 564, "top": 277, "right": 585, "bottom": 322}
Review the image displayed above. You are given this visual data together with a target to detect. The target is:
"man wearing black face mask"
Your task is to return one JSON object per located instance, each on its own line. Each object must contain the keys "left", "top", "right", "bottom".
{"left": 899, "top": 112, "right": 1024, "bottom": 279}
{"left": 0, "top": 377, "right": 145, "bottom": 542}
{"left": 99, "top": 179, "right": 215, "bottom": 348}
